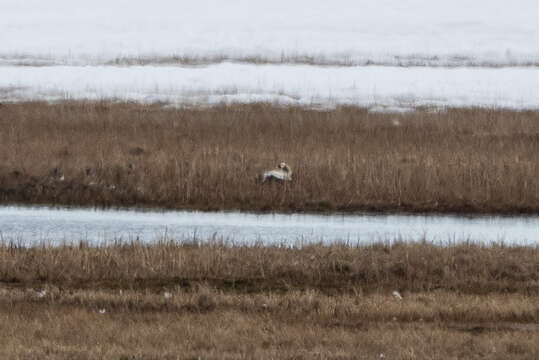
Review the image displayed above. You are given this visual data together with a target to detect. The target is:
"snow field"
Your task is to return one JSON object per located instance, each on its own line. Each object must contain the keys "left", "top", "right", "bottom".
{"left": 2, "top": 0, "right": 538, "bottom": 108}
{"left": 1, "top": 0, "right": 538, "bottom": 67}
{"left": 1, "top": 64, "right": 538, "bottom": 109}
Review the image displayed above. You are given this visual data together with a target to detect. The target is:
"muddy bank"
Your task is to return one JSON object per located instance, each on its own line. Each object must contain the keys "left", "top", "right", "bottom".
{"left": 0, "top": 169, "right": 145, "bottom": 208}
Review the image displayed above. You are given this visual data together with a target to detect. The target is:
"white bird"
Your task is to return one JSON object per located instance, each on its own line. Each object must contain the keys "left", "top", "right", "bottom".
{"left": 392, "top": 291, "right": 403, "bottom": 300}
{"left": 99, "top": 308, "right": 106, "bottom": 314}
{"left": 38, "top": 290, "right": 47, "bottom": 298}
{"left": 164, "top": 292, "right": 172, "bottom": 299}
{"left": 261, "top": 162, "right": 293, "bottom": 183}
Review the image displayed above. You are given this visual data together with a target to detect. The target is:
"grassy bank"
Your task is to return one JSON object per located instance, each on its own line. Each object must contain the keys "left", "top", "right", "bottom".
{"left": 2, "top": 242, "right": 537, "bottom": 294}
{"left": 1, "top": 242, "right": 538, "bottom": 359}
{"left": 0, "top": 102, "right": 537, "bottom": 214}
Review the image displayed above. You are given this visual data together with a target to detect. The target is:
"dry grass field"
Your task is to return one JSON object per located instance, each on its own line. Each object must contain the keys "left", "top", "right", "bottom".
{"left": 1, "top": 288, "right": 538, "bottom": 359}
{"left": 0, "top": 102, "right": 537, "bottom": 214}
{"left": 2, "top": 241, "right": 538, "bottom": 294}
{"left": 0, "top": 242, "right": 538, "bottom": 359}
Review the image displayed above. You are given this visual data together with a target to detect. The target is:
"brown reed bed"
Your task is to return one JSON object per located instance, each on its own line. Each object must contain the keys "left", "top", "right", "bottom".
{"left": 2, "top": 242, "right": 537, "bottom": 358}
{"left": 0, "top": 102, "right": 538, "bottom": 214}
{"left": 1, "top": 241, "right": 537, "bottom": 295}
{"left": 1, "top": 282, "right": 538, "bottom": 359}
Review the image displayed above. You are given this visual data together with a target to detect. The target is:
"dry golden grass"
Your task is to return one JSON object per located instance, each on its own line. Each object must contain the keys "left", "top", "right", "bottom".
{"left": 0, "top": 102, "right": 537, "bottom": 214}
{"left": 1, "top": 242, "right": 537, "bottom": 294}
{"left": 1, "top": 242, "right": 538, "bottom": 358}
{"left": 0, "top": 286, "right": 537, "bottom": 359}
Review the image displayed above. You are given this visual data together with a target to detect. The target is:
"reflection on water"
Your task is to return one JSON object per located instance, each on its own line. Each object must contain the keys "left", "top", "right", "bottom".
{"left": 0, "top": 206, "right": 537, "bottom": 246}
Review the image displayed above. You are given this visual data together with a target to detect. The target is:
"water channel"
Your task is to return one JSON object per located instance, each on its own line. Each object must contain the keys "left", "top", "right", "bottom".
{"left": 0, "top": 206, "right": 537, "bottom": 246}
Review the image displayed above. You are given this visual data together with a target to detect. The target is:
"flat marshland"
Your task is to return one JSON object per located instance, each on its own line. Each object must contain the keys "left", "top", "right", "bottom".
{"left": 3, "top": 2, "right": 539, "bottom": 358}
{"left": 1, "top": 102, "right": 538, "bottom": 358}
{"left": 1, "top": 241, "right": 538, "bottom": 359}
{"left": 0, "top": 102, "right": 537, "bottom": 214}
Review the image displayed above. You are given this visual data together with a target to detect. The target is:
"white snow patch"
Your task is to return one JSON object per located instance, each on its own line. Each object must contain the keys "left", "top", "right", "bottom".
{"left": 0, "top": 64, "right": 538, "bottom": 109}
{"left": 1, "top": 0, "right": 538, "bottom": 67}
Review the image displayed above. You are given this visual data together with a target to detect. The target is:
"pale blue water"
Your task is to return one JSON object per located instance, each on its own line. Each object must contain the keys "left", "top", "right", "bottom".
{"left": 0, "top": 206, "right": 537, "bottom": 246}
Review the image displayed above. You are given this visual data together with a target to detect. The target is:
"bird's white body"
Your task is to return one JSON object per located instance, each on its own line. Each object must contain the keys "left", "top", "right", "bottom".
{"left": 262, "top": 169, "right": 292, "bottom": 182}
{"left": 261, "top": 162, "right": 292, "bottom": 182}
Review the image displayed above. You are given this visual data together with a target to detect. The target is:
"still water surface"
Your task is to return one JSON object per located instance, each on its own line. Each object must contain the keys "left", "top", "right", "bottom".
{"left": 0, "top": 206, "right": 537, "bottom": 246}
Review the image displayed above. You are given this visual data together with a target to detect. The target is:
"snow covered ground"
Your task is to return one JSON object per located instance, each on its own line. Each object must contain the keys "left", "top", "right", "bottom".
{"left": 1, "top": 0, "right": 538, "bottom": 108}
{"left": 1, "top": 64, "right": 538, "bottom": 109}
{"left": 1, "top": 0, "right": 538, "bottom": 67}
